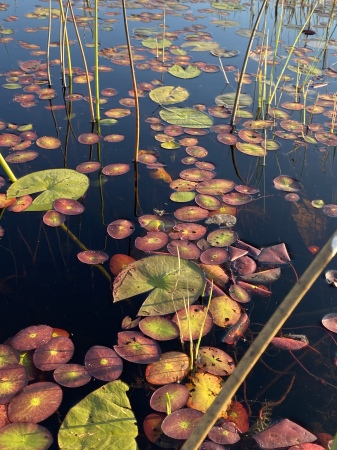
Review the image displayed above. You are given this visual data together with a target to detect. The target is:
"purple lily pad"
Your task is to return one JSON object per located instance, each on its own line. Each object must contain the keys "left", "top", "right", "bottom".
{"left": 0, "top": 364, "right": 28, "bottom": 404}
{"left": 114, "top": 331, "right": 161, "bottom": 364}
{"left": 257, "top": 243, "right": 291, "bottom": 264}
{"left": 200, "top": 248, "right": 229, "bottom": 265}
{"left": 161, "top": 408, "right": 204, "bottom": 439}
{"left": 102, "top": 163, "right": 130, "bottom": 176}
{"left": 174, "top": 206, "right": 209, "bottom": 222}
{"left": 33, "top": 337, "right": 74, "bottom": 371}
{"left": 169, "top": 223, "right": 207, "bottom": 240}
{"left": 43, "top": 210, "right": 66, "bottom": 227}
{"left": 196, "top": 347, "right": 235, "bottom": 377}
{"left": 145, "top": 351, "right": 190, "bottom": 385}
{"left": 239, "top": 267, "right": 281, "bottom": 284}
{"left": 233, "top": 256, "right": 257, "bottom": 275}
{"left": 53, "top": 364, "right": 91, "bottom": 387}
{"left": 180, "top": 169, "right": 215, "bottom": 182}
{"left": 222, "top": 192, "right": 252, "bottom": 206}
{"left": 107, "top": 219, "right": 135, "bottom": 239}
{"left": 271, "top": 335, "right": 309, "bottom": 350}
{"left": 208, "top": 422, "right": 240, "bottom": 445}
{"left": 253, "top": 419, "right": 316, "bottom": 448}
{"left": 150, "top": 383, "right": 189, "bottom": 412}
{"left": 11, "top": 325, "right": 53, "bottom": 351}
{"left": 167, "top": 240, "right": 201, "bottom": 259}
{"left": 273, "top": 175, "right": 302, "bottom": 192}
{"left": 77, "top": 250, "right": 109, "bottom": 265}
{"left": 196, "top": 179, "right": 235, "bottom": 195}
{"left": 84, "top": 345, "right": 123, "bottom": 381}
{"left": 135, "top": 231, "right": 168, "bottom": 251}
{"left": 322, "top": 204, "right": 337, "bottom": 217}
{"left": 53, "top": 198, "right": 85, "bottom": 216}
{"left": 322, "top": 313, "right": 337, "bottom": 333}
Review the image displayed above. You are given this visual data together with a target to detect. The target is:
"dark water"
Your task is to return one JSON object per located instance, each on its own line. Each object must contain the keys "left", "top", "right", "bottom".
{"left": 0, "top": 0, "right": 337, "bottom": 448}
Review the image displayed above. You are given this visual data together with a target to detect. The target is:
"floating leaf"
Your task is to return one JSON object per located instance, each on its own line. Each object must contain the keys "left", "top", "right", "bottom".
{"left": 181, "top": 41, "right": 220, "bottom": 51}
{"left": 0, "top": 364, "right": 28, "bottom": 404}
{"left": 207, "top": 229, "right": 238, "bottom": 247}
{"left": 161, "top": 408, "right": 203, "bottom": 439}
{"left": 58, "top": 381, "right": 137, "bottom": 450}
{"left": 196, "top": 347, "right": 235, "bottom": 377}
{"left": 274, "top": 175, "right": 302, "bottom": 192}
{"left": 142, "top": 37, "right": 172, "bottom": 48}
{"left": 322, "top": 313, "right": 337, "bottom": 333}
{"left": 149, "top": 85, "right": 189, "bottom": 105}
{"left": 239, "top": 268, "right": 281, "bottom": 284}
{"left": 53, "top": 364, "right": 91, "bottom": 388}
{"left": 212, "top": 2, "right": 245, "bottom": 10}
{"left": 77, "top": 251, "right": 109, "bottom": 265}
{"left": 107, "top": 219, "right": 135, "bottom": 239}
{"left": 150, "top": 384, "right": 189, "bottom": 413}
{"left": 168, "top": 64, "right": 201, "bottom": 79}
{"left": 174, "top": 206, "right": 209, "bottom": 222}
{"left": 7, "top": 169, "right": 89, "bottom": 212}
{"left": 172, "top": 305, "right": 213, "bottom": 341}
{"left": 208, "top": 422, "right": 240, "bottom": 445}
{"left": 209, "top": 296, "right": 241, "bottom": 328}
{"left": 160, "top": 107, "right": 213, "bottom": 128}
{"left": 187, "top": 372, "right": 227, "bottom": 417}
{"left": 11, "top": 325, "right": 53, "bottom": 351}
{"left": 236, "top": 142, "right": 266, "bottom": 157}
{"left": 200, "top": 264, "right": 229, "bottom": 288}
{"left": 258, "top": 243, "right": 291, "bottom": 264}
{"left": 145, "top": 351, "right": 190, "bottom": 385}
{"left": 114, "top": 331, "right": 161, "bottom": 364}
{"left": 84, "top": 346, "right": 123, "bottom": 381}
{"left": 33, "top": 337, "right": 74, "bottom": 371}
{"left": 254, "top": 419, "right": 316, "bottom": 448}
{"left": 272, "top": 335, "right": 309, "bottom": 350}
{"left": 167, "top": 240, "right": 201, "bottom": 260}
{"left": 139, "top": 317, "right": 179, "bottom": 341}
{"left": 215, "top": 92, "right": 252, "bottom": 107}
{"left": 0, "top": 423, "right": 53, "bottom": 450}
{"left": 113, "top": 255, "right": 205, "bottom": 316}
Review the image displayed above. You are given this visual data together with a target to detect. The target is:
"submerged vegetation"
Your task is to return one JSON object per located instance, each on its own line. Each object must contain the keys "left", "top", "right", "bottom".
{"left": 0, "top": 0, "right": 337, "bottom": 448}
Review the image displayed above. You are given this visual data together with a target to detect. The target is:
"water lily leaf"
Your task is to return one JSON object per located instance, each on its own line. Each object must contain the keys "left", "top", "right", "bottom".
{"left": 287, "top": 65, "right": 322, "bottom": 76}
{"left": 113, "top": 255, "right": 205, "bottom": 316}
{"left": 58, "top": 380, "right": 137, "bottom": 450}
{"left": 187, "top": 372, "right": 228, "bottom": 417}
{"left": 211, "top": 2, "right": 245, "bottom": 10}
{"left": 7, "top": 169, "right": 89, "bottom": 212}
{"left": 0, "top": 423, "right": 53, "bottom": 450}
{"left": 149, "top": 86, "right": 189, "bottom": 105}
{"left": 215, "top": 92, "right": 252, "bottom": 107}
{"left": 160, "top": 107, "right": 213, "bottom": 128}
{"left": 168, "top": 65, "right": 201, "bottom": 79}
{"left": 239, "top": 268, "right": 281, "bottom": 284}
{"left": 181, "top": 41, "right": 219, "bottom": 51}
{"left": 142, "top": 37, "right": 172, "bottom": 48}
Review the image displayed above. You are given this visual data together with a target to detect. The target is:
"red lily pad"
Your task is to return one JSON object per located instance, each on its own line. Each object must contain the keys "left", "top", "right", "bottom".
{"left": 169, "top": 223, "right": 206, "bottom": 240}
{"left": 237, "top": 280, "right": 271, "bottom": 296}
{"left": 33, "top": 337, "right": 74, "bottom": 371}
{"left": 84, "top": 345, "right": 123, "bottom": 381}
{"left": 172, "top": 305, "right": 213, "bottom": 341}
{"left": 228, "top": 246, "right": 248, "bottom": 261}
{"left": 174, "top": 206, "right": 209, "bottom": 222}
{"left": 323, "top": 204, "right": 337, "bottom": 217}
{"left": 167, "top": 240, "right": 201, "bottom": 259}
{"left": 8, "top": 381, "right": 62, "bottom": 423}
{"left": 229, "top": 284, "right": 251, "bottom": 303}
{"left": 5, "top": 151, "right": 39, "bottom": 163}
{"left": 235, "top": 185, "right": 259, "bottom": 194}
{"left": 42, "top": 210, "right": 65, "bottom": 227}
{"left": 235, "top": 240, "right": 261, "bottom": 257}
{"left": 0, "top": 194, "right": 16, "bottom": 209}
{"left": 76, "top": 161, "right": 101, "bottom": 173}
{"left": 258, "top": 243, "right": 291, "bottom": 264}
{"left": 217, "top": 133, "right": 238, "bottom": 145}
{"left": 180, "top": 138, "right": 199, "bottom": 147}
{"left": 53, "top": 364, "right": 91, "bottom": 387}
{"left": 209, "top": 296, "right": 241, "bottom": 328}
{"left": 102, "top": 163, "right": 130, "bottom": 176}
{"left": 78, "top": 133, "right": 101, "bottom": 145}
{"left": 135, "top": 231, "right": 168, "bottom": 251}
{"left": 233, "top": 256, "right": 257, "bottom": 275}
{"left": 11, "top": 325, "right": 53, "bottom": 351}
{"left": 0, "top": 133, "right": 21, "bottom": 147}
{"left": 150, "top": 384, "right": 189, "bottom": 412}
{"left": 222, "top": 192, "right": 252, "bottom": 206}
{"left": 200, "top": 264, "right": 229, "bottom": 288}
{"left": 53, "top": 198, "right": 85, "bottom": 215}
{"left": 200, "top": 248, "right": 228, "bottom": 265}
{"left": 145, "top": 351, "right": 190, "bottom": 385}
{"left": 208, "top": 421, "right": 240, "bottom": 445}
{"left": 185, "top": 145, "right": 208, "bottom": 157}
{"left": 322, "top": 313, "right": 337, "bottom": 332}
{"left": 195, "top": 161, "right": 215, "bottom": 171}
{"left": 272, "top": 335, "right": 309, "bottom": 350}
{"left": 105, "top": 108, "right": 131, "bottom": 118}
{"left": 143, "top": 413, "right": 166, "bottom": 444}
{"left": 161, "top": 408, "right": 203, "bottom": 440}
{"left": 253, "top": 419, "right": 316, "bottom": 448}
{"left": 223, "top": 312, "right": 250, "bottom": 345}
{"left": 224, "top": 400, "right": 249, "bottom": 433}
{"left": 239, "top": 267, "right": 281, "bottom": 284}
{"left": 0, "top": 364, "right": 28, "bottom": 404}
{"left": 180, "top": 168, "right": 215, "bottom": 182}
{"left": 139, "top": 317, "right": 179, "bottom": 341}
{"left": 77, "top": 250, "right": 109, "bottom": 265}
{"left": 285, "top": 193, "right": 300, "bottom": 202}
{"left": 274, "top": 175, "right": 302, "bottom": 192}
{"left": 170, "top": 179, "right": 198, "bottom": 191}
{"left": 196, "top": 346, "right": 235, "bottom": 376}
{"left": 36, "top": 136, "right": 61, "bottom": 149}
{"left": 114, "top": 331, "right": 161, "bottom": 364}
{"left": 195, "top": 194, "right": 221, "bottom": 210}
{"left": 109, "top": 254, "right": 135, "bottom": 276}
{"left": 103, "top": 134, "right": 125, "bottom": 143}
{"left": 7, "top": 195, "right": 32, "bottom": 212}
{"left": 0, "top": 423, "right": 53, "bottom": 450}
{"left": 107, "top": 219, "right": 135, "bottom": 239}
{"left": 197, "top": 179, "right": 235, "bottom": 195}
{"left": 207, "top": 229, "right": 238, "bottom": 247}
{"left": 238, "top": 129, "right": 263, "bottom": 143}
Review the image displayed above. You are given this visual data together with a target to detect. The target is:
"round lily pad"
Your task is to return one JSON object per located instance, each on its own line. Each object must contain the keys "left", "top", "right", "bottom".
{"left": 0, "top": 133, "right": 21, "bottom": 147}
{"left": 53, "top": 364, "right": 91, "bottom": 388}
{"left": 77, "top": 251, "right": 109, "bottom": 265}
{"left": 195, "top": 161, "right": 215, "bottom": 171}
{"left": 33, "top": 337, "right": 74, "bottom": 371}
{"left": 105, "top": 108, "right": 131, "bottom": 118}
{"left": 143, "top": 413, "right": 166, "bottom": 444}
{"left": 208, "top": 422, "right": 240, "bottom": 445}
{"left": 170, "top": 179, "right": 198, "bottom": 192}
{"left": 169, "top": 223, "right": 206, "bottom": 240}
{"left": 200, "top": 248, "right": 228, "bottom": 265}
{"left": 76, "top": 161, "right": 101, "bottom": 173}
{"left": 273, "top": 175, "right": 302, "bottom": 192}
{"left": 7, "top": 195, "right": 33, "bottom": 213}
{"left": 42, "top": 210, "right": 65, "bottom": 227}
{"left": 236, "top": 142, "right": 266, "bottom": 156}
{"left": 77, "top": 133, "right": 100, "bottom": 145}
{"left": 114, "top": 331, "right": 161, "bottom": 364}
{"left": 139, "top": 317, "right": 179, "bottom": 341}
{"left": 0, "top": 345, "right": 20, "bottom": 368}
{"left": 186, "top": 145, "right": 208, "bottom": 158}
{"left": 321, "top": 313, "right": 337, "bottom": 333}
{"left": 84, "top": 346, "right": 123, "bottom": 381}
{"left": 149, "top": 86, "right": 189, "bottom": 105}
{"left": 217, "top": 132, "right": 238, "bottom": 145}
{"left": 196, "top": 346, "right": 235, "bottom": 376}
{"left": 196, "top": 179, "right": 235, "bottom": 195}
{"left": 222, "top": 192, "right": 252, "bottom": 206}
{"left": 5, "top": 151, "right": 39, "bottom": 164}
{"left": 229, "top": 284, "right": 251, "bottom": 303}
{"left": 109, "top": 254, "right": 135, "bottom": 276}
{"left": 160, "top": 107, "right": 213, "bottom": 128}
{"left": 150, "top": 384, "right": 189, "bottom": 413}
{"left": 170, "top": 191, "right": 196, "bottom": 202}
{"left": 102, "top": 164, "right": 130, "bottom": 176}
{"left": 207, "top": 229, "right": 238, "bottom": 247}
{"left": 167, "top": 240, "right": 201, "bottom": 259}
{"left": 138, "top": 215, "right": 175, "bottom": 232}
{"left": 11, "top": 325, "right": 53, "bottom": 351}
{"left": 161, "top": 408, "right": 203, "bottom": 439}
{"left": 323, "top": 204, "right": 337, "bottom": 217}
{"left": 53, "top": 198, "right": 84, "bottom": 215}
{"left": 36, "top": 136, "right": 61, "bottom": 149}
{"left": 0, "top": 422, "right": 53, "bottom": 450}
{"left": 195, "top": 194, "right": 221, "bottom": 210}
{"left": 145, "top": 351, "right": 190, "bottom": 385}
{"left": 180, "top": 169, "right": 215, "bottom": 182}
{"left": 174, "top": 206, "right": 209, "bottom": 222}
{"left": 107, "top": 219, "right": 135, "bottom": 239}
{"left": 0, "top": 364, "right": 28, "bottom": 404}
{"left": 209, "top": 296, "right": 241, "bottom": 327}
{"left": 135, "top": 231, "right": 168, "bottom": 252}
{"left": 233, "top": 256, "right": 257, "bottom": 275}
{"left": 8, "top": 381, "right": 63, "bottom": 423}
{"left": 172, "top": 305, "right": 213, "bottom": 341}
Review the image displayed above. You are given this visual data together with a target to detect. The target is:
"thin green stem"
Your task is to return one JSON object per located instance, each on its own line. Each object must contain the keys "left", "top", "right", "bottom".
{"left": 0, "top": 154, "right": 17, "bottom": 182}
{"left": 94, "top": 0, "right": 100, "bottom": 123}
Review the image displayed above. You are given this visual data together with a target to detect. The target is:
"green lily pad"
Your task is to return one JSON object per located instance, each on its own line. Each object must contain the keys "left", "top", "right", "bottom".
{"left": 168, "top": 64, "right": 201, "bottom": 79}
{"left": 211, "top": 2, "right": 245, "bottom": 10}
{"left": 100, "top": 118, "right": 118, "bottom": 125}
{"left": 2, "top": 83, "right": 22, "bottom": 89}
{"left": 160, "top": 107, "right": 213, "bottom": 128}
{"left": 113, "top": 255, "right": 205, "bottom": 316}
{"left": 7, "top": 169, "right": 89, "bottom": 212}
{"left": 215, "top": 92, "right": 252, "bottom": 107}
{"left": 181, "top": 41, "right": 220, "bottom": 51}
{"left": 287, "top": 65, "right": 322, "bottom": 76}
{"left": 58, "top": 381, "right": 137, "bottom": 450}
{"left": 0, "top": 423, "right": 53, "bottom": 450}
{"left": 236, "top": 142, "right": 266, "bottom": 156}
{"left": 142, "top": 37, "right": 172, "bottom": 48}
{"left": 161, "top": 141, "right": 181, "bottom": 149}
{"left": 149, "top": 86, "right": 189, "bottom": 105}
{"left": 170, "top": 191, "right": 196, "bottom": 202}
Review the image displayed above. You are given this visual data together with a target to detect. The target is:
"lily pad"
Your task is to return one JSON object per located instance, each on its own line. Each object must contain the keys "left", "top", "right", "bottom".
{"left": 84, "top": 345, "right": 123, "bottom": 381}
{"left": 167, "top": 240, "right": 201, "bottom": 259}
{"left": 169, "top": 223, "right": 206, "bottom": 240}
{"left": 6, "top": 169, "right": 89, "bottom": 212}
{"left": 107, "top": 219, "right": 135, "bottom": 239}
{"left": 0, "top": 345, "right": 20, "bottom": 368}
{"left": 53, "top": 364, "right": 91, "bottom": 388}
{"left": 207, "top": 229, "right": 238, "bottom": 247}
{"left": 114, "top": 331, "right": 161, "bottom": 364}
{"left": 273, "top": 175, "right": 302, "bottom": 192}
{"left": 174, "top": 206, "right": 209, "bottom": 222}
{"left": 0, "top": 364, "right": 28, "bottom": 404}
{"left": 149, "top": 86, "right": 189, "bottom": 105}
{"left": 172, "top": 305, "right": 213, "bottom": 341}
{"left": 113, "top": 255, "right": 205, "bottom": 316}
{"left": 33, "top": 337, "right": 74, "bottom": 371}
{"left": 142, "top": 37, "right": 172, "bottom": 48}
{"left": 139, "top": 317, "right": 179, "bottom": 341}
{"left": 150, "top": 384, "right": 189, "bottom": 413}
{"left": 168, "top": 64, "right": 201, "bottom": 79}
{"left": 161, "top": 408, "right": 203, "bottom": 439}
{"left": 236, "top": 142, "right": 266, "bottom": 157}
{"left": 208, "top": 422, "right": 240, "bottom": 445}
{"left": 197, "top": 179, "right": 235, "bottom": 195}
{"left": 145, "top": 351, "right": 190, "bottom": 385}
{"left": 209, "top": 296, "right": 241, "bottom": 328}
{"left": 215, "top": 92, "right": 252, "bottom": 107}
{"left": 196, "top": 346, "right": 235, "bottom": 376}
{"left": 135, "top": 231, "right": 168, "bottom": 252}
{"left": 322, "top": 313, "right": 337, "bottom": 333}
{"left": 239, "top": 267, "right": 281, "bottom": 284}
{"left": 187, "top": 372, "right": 226, "bottom": 416}
{"left": 257, "top": 243, "right": 291, "bottom": 264}
{"left": 199, "top": 264, "right": 229, "bottom": 288}
{"left": 58, "top": 380, "right": 137, "bottom": 450}
{"left": 254, "top": 419, "right": 316, "bottom": 448}
{"left": 11, "top": 325, "right": 53, "bottom": 351}
{"left": 0, "top": 423, "right": 53, "bottom": 450}
{"left": 160, "top": 107, "right": 213, "bottom": 128}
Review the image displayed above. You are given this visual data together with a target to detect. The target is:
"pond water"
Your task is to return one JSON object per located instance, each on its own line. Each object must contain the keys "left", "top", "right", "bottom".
{"left": 0, "top": 0, "right": 337, "bottom": 448}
